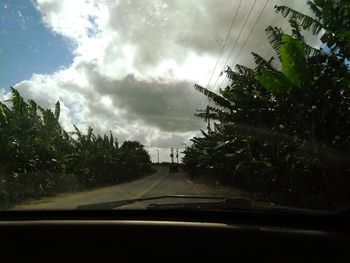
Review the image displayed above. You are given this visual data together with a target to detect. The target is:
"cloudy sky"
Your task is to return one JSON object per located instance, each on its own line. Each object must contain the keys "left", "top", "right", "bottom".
{"left": 0, "top": 0, "right": 318, "bottom": 162}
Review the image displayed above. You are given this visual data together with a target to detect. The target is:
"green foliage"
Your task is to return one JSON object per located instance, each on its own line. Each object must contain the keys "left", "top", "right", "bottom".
{"left": 256, "top": 34, "right": 310, "bottom": 92}
{"left": 280, "top": 34, "right": 309, "bottom": 87}
{"left": 265, "top": 26, "right": 283, "bottom": 59}
{"left": 0, "top": 91, "right": 151, "bottom": 208}
{"left": 255, "top": 67, "right": 292, "bottom": 93}
{"left": 276, "top": 0, "right": 350, "bottom": 59}
{"left": 274, "top": 4, "right": 324, "bottom": 34}
{"left": 184, "top": 1, "right": 350, "bottom": 210}
{"left": 251, "top": 52, "right": 274, "bottom": 71}
{"left": 194, "top": 84, "right": 235, "bottom": 111}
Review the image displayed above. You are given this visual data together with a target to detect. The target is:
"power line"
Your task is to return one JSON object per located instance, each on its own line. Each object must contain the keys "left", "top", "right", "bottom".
{"left": 194, "top": 1, "right": 310, "bottom": 131}
{"left": 195, "top": 0, "right": 258, "bottom": 128}
{"left": 229, "top": 0, "right": 271, "bottom": 69}
{"left": 194, "top": 0, "right": 243, "bottom": 115}
{"left": 217, "top": 2, "right": 309, "bottom": 95}
{"left": 210, "top": 0, "right": 258, "bottom": 92}
{"left": 216, "top": 0, "right": 270, "bottom": 91}
{"left": 196, "top": 0, "right": 268, "bottom": 130}
{"left": 194, "top": 0, "right": 246, "bottom": 128}
{"left": 205, "top": 0, "right": 243, "bottom": 89}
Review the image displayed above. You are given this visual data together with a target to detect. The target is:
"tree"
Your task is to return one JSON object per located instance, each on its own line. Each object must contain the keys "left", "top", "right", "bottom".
{"left": 119, "top": 141, "right": 152, "bottom": 179}
{"left": 184, "top": 0, "right": 350, "bottom": 209}
{"left": 0, "top": 89, "right": 152, "bottom": 207}
{"left": 275, "top": 0, "right": 350, "bottom": 59}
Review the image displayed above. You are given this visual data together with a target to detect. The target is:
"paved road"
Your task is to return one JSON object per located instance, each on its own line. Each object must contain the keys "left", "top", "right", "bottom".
{"left": 15, "top": 166, "right": 246, "bottom": 210}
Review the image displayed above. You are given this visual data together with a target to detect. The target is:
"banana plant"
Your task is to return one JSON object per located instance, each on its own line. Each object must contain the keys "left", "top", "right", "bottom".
{"left": 275, "top": 0, "right": 350, "bottom": 59}
{"left": 0, "top": 89, "right": 151, "bottom": 207}
{"left": 185, "top": 0, "right": 350, "bottom": 210}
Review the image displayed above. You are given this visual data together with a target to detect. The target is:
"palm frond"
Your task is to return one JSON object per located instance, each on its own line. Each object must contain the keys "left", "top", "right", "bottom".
{"left": 28, "top": 100, "right": 37, "bottom": 113}
{"left": 234, "top": 64, "right": 254, "bottom": 76}
{"left": 265, "top": 26, "right": 283, "bottom": 60}
{"left": 11, "top": 88, "right": 27, "bottom": 116}
{"left": 289, "top": 19, "right": 321, "bottom": 57}
{"left": 304, "top": 44, "right": 321, "bottom": 57}
{"left": 225, "top": 66, "right": 256, "bottom": 92}
{"left": 200, "top": 129, "right": 208, "bottom": 138}
{"left": 207, "top": 105, "right": 228, "bottom": 114}
{"left": 0, "top": 102, "right": 10, "bottom": 123}
{"left": 307, "top": 0, "right": 322, "bottom": 20}
{"left": 251, "top": 52, "right": 275, "bottom": 71}
{"left": 73, "top": 125, "right": 83, "bottom": 141}
{"left": 87, "top": 127, "right": 93, "bottom": 142}
{"left": 194, "top": 84, "right": 235, "bottom": 110}
{"left": 225, "top": 65, "right": 254, "bottom": 83}
{"left": 208, "top": 106, "right": 232, "bottom": 121}
{"left": 62, "top": 130, "right": 70, "bottom": 141}
{"left": 41, "top": 109, "right": 56, "bottom": 127}
{"left": 274, "top": 5, "right": 324, "bottom": 34}
{"left": 289, "top": 19, "right": 304, "bottom": 42}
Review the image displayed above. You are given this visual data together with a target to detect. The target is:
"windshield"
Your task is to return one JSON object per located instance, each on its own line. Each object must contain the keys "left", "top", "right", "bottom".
{"left": 0, "top": 0, "right": 349, "bottom": 212}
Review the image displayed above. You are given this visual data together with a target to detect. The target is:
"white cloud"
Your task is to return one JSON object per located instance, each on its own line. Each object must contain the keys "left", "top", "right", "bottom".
{"left": 13, "top": 0, "right": 317, "bottom": 161}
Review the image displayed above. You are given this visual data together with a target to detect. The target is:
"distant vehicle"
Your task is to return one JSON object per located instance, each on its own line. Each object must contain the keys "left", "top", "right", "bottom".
{"left": 169, "top": 164, "right": 179, "bottom": 173}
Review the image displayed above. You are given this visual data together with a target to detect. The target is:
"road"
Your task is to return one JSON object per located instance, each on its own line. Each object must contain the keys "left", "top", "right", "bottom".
{"left": 15, "top": 165, "right": 247, "bottom": 210}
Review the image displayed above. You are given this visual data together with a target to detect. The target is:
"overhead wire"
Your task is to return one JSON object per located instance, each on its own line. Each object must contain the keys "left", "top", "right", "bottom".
{"left": 204, "top": 0, "right": 243, "bottom": 89}
{"left": 217, "top": 0, "right": 308, "bottom": 91}
{"left": 217, "top": 0, "right": 271, "bottom": 91}
{"left": 210, "top": 0, "right": 258, "bottom": 92}
{"left": 194, "top": 0, "right": 246, "bottom": 128}
{"left": 229, "top": 0, "right": 271, "bottom": 69}
{"left": 198, "top": 0, "right": 262, "bottom": 131}
{"left": 195, "top": 0, "right": 243, "bottom": 115}
{"left": 192, "top": 0, "right": 311, "bottom": 138}
{"left": 195, "top": 0, "right": 258, "bottom": 127}
{"left": 197, "top": 0, "right": 270, "bottom": 132}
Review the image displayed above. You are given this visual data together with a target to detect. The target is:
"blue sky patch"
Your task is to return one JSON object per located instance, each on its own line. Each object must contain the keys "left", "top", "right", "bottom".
{"left": 0, "top": 0, "right": 73, "bottom": 90}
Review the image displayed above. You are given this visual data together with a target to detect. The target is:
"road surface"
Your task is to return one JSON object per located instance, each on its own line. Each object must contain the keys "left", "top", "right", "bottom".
{"left": 15, "top": 165, "right": 247, "bottom": 210}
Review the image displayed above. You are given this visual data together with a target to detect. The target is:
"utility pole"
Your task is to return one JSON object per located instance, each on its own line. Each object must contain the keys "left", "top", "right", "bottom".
{"left": 196, "top": 106, "right": 211, "bottom": 131}
{"left": 170, "top": 148, "right": 174, "bottom": 163}
{"left": 176, "top": 148, "right": 179, "bottom": 164}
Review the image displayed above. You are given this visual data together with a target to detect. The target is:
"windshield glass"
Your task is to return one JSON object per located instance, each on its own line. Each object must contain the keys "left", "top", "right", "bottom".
{"left": 0, "top": 0, "right": 349, "bottom": 212}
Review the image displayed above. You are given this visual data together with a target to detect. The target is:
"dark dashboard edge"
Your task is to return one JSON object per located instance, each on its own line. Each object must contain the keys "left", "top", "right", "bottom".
{"left": 0, "top": 209, "right": 348, "bottom": 232}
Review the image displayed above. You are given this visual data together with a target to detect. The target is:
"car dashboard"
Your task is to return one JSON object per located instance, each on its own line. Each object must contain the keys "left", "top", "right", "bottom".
{"left": 1, "top": 209, "right": 349, "bottom": 262}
